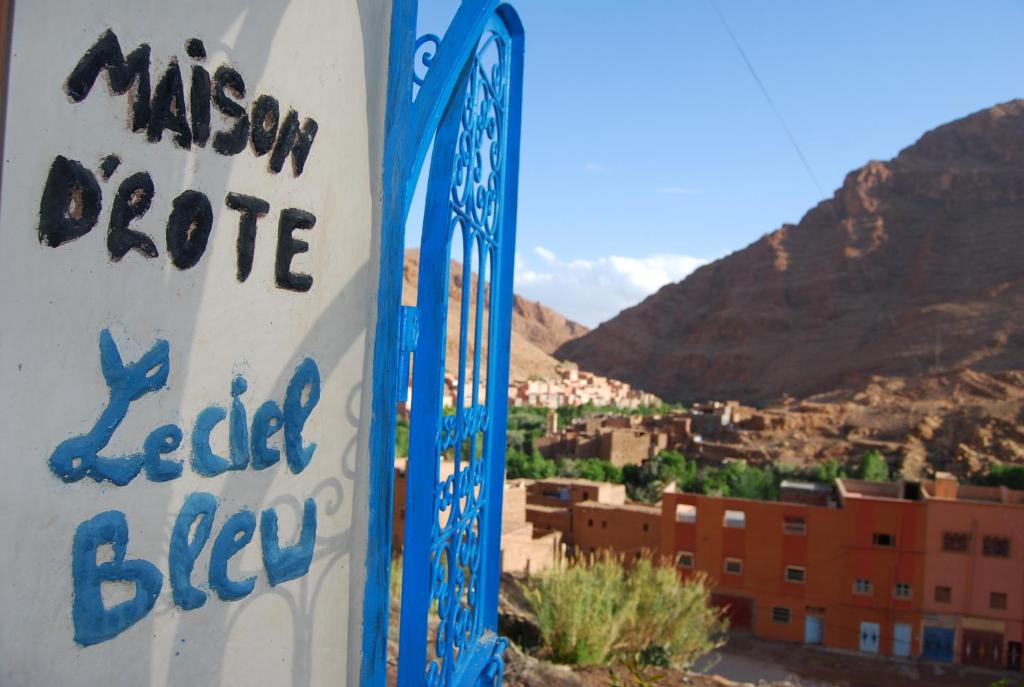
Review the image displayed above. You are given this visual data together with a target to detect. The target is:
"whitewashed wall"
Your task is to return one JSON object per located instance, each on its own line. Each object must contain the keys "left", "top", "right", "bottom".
{"left": 0, "top": 1, "right": 389, "bottom": 685}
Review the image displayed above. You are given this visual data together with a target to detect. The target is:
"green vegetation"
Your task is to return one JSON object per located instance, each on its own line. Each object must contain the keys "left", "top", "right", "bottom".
{"left": 506, "top": 448, "right": 556, "bottom": 479}
{"left": 623, "top": 451, "right": 851, "bottom": 503}
{"left": 557, "top": 457, "right": 623, "bottom": 483}
{"left": 506, "top": 407, "right": 548, "bottom": 454}
{"left": 974, "top": 463, "right": 1024, "bottom": 490}
{"left": 525, "top": 554, "right": 726, "bottom": 668}
{"left": 556, "top": 402, "right": 683, "bottom": 427}
{"left": 857, "top": 450, "right": 890, "bottom": 482}
{"left": 396, "top": 418, "right": 410, "bottom": 458}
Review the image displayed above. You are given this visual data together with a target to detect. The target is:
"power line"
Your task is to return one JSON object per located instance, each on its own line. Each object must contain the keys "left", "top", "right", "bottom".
{"left": 707, "top": 0, "right": 826, "bottom": 197}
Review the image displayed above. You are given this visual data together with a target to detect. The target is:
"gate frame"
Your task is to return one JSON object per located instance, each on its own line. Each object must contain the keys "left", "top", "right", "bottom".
{"left": 361, "top": 3, "right": 524, "bottom": 686}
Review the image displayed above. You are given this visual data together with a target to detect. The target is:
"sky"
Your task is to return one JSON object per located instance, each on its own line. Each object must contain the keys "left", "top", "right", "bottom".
{"left": 412, "top": 0, "right": 1024, "bottom": 327}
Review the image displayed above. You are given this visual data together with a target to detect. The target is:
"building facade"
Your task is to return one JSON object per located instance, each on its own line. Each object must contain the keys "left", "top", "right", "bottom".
{"left": 659, "top": 475, "right": 1024, "bottom": 673}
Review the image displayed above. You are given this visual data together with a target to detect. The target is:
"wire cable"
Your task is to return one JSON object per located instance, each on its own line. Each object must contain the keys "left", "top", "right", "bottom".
{"left": 707, "top": 0, "right": 826, "bottom": 197}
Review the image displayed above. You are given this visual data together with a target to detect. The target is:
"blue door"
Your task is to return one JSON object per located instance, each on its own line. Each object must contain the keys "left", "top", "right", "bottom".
{"left": 893, "top": 623, "right": 912, "bottom": 658}
{"left": 804, "top": 615, "right": 823, "bottom": 644}
{"left": 922, "top": 626, "right": 955, "bottom": 662}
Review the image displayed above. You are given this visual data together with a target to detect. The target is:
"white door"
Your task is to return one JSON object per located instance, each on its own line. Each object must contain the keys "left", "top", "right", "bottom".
{"left": 860, "top": 621, "right": 880, "bottom": 654}
{"left": 893, "top": 623, "right": 912, "bottom": 657}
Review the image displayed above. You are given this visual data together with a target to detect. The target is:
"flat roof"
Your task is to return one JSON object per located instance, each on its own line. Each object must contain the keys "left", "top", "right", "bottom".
{"left": 574, "top": 501, "right": 660, "bottom": 514}
{"left": 525, "top": 504, "right": 571, "bottom": 514}
{"left": 780, "top": 480, "right": 832, "bottom": 493}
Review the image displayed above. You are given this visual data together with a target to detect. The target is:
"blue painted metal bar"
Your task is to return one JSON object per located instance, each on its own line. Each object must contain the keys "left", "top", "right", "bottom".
{"left": 360, "top": 0, "right": 419, "bottom": 683}
{"left": 479, "top": 4, "right": 524, "bottom": 636}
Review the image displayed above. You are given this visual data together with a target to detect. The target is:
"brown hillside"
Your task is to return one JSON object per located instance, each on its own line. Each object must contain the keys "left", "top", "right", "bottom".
{"left": 556, "top": 99, "right": 1024, "bottom": 404}
{"left": 402, "top": 249, "right": 588, "bottom": 381}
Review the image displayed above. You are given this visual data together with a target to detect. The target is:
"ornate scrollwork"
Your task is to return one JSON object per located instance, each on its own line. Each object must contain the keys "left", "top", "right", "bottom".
{"left": 451, "top": 32, "right": 507, "bottom": 245}
{"left": 414, "top": 34, "right": 442, "bottom": 87}
{"left": 423, "top": 27, "right": 511, "bottom": 686}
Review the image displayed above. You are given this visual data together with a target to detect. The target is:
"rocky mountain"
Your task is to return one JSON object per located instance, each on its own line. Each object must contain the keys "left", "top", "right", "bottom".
{"left": 556, "top": 100, "right": 1024, "bottom": 404}
{"left": 402, "top": 249, "right": 588, "bottom": 381}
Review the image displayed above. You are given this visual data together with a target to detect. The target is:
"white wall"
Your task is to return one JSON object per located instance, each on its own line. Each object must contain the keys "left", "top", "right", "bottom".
{"left": 0, "top": 1, "right": 389, "bottom": 684}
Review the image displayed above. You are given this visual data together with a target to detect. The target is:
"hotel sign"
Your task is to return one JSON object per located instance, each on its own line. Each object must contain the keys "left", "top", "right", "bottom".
{"left": 0, "top": 2, "right": 388, "bottom": 684}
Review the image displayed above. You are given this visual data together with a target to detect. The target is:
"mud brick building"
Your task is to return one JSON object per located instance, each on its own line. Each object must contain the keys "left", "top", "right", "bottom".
{"left": 393, "top": 462, "right": 561, "bottom": 575}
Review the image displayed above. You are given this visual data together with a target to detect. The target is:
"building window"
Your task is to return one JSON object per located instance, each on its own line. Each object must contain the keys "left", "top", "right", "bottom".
{"left": 872, "top": 533, "right": 895, "bottom": 548}
{"left": 675, "top": 504, "right": 697, "bottom": 524}
{"left": 676, "top": 551, "right": 694, "bottom": 569}
{"left": 942, "top": 531, "right": 969, "bottom": 553}
{"left": 601, "top": 521, "right": 608, "bottom": 529}
{"left": 934, "top": 586, "right": 952, "bottom": 603}
{"left": 893, "top": 582, "right": 912, "bottom": 599}
{"left": 784, "top": 566, "right": 806, "bottom": 583}
{"left": 723, "top": 510, "right": 746, "bottom": 529}
{"left": 983, "top": 536, "right": 1011, "bottom": 558}
{"left": 642, "top": 523, "right": 649, "bottom": 533}
{"left": 854, "top": 578, "right": 873, "bottom": 595}
{"left": 783, "top": 516, "right": 806, "bottom": 536}
{"left": 587, "top": 519, "right": 593, "bottom": 528}
{"left": 771, "top": 607, "right": 791, "bottom": 624}
{"left": 724, "top": 558, "right": 743, "bottom": 575}
{"left": 991, "top": 592, "right": 1008, "bottom": 610}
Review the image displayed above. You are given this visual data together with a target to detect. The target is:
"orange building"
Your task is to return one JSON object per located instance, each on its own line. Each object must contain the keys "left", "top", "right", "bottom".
{"left": 832, "top": 479, "right": 927, "bottom": 659}
{"left": 660, "top": 475, "right": 1024, "bottom": 674}
{"left": 920, "top": 473, "right": 1024, "bottom": 669}
{"left": 659, "top": 484, "right": 844, "bottom": 644}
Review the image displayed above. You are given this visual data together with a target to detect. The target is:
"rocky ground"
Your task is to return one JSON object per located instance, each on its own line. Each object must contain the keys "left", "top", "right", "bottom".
{"left": 695, "top": 367, "right": 1024, "bottom": 480}
{"left": 386, "top": 574, "right": 1018, "bottom": 687}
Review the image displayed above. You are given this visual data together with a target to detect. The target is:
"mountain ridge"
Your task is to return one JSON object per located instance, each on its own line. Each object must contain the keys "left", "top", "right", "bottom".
{"left": 401, "top": 248, "right": 588, "bottom": 381}
{"left": 555, "top": 99, "right": 1024, "bottom": 404}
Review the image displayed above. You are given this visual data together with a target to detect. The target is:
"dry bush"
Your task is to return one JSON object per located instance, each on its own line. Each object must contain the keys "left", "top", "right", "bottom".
{"left": 524, "top": 552, "right": 726, "bottom": 669}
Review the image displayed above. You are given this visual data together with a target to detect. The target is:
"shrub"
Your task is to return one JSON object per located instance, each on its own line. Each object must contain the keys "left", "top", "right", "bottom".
{"left": 506, "top": 448, "right": 556, "bottom": 479}
{"left": 558, "top": 457, "right": 623, "bottom": 483}
{"left": 858, "top": 450, "right": 890, "bottom": 482}
{"left": 525, "top": 554, "right": 630, "bottom": 665}
{"left": 525, "top": 554, "right": 726, "bottom": 668}
{"left": 396, "top": 418, "right": 410, "bottom": 458}
{"left": 813, "top": 458, "right": 845, "bottom": 483}
{"left": 621, "top": 558, "right": 727, "bottom": 669}
{"left": 976, "top": 464, "right": 1024, "bottom": 490}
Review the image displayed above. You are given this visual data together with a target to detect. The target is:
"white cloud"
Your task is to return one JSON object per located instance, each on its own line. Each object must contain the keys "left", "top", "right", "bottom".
{"left": 534, "top": 245, "right": 557, "bottom": 264}
{"left": 584, "top": 162, "right": 608, "bottom": 174}
{"left": 515, "top": 247, "right": 708, "bottom": 327}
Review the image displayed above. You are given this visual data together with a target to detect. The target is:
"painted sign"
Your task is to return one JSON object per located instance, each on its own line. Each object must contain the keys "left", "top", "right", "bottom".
{"left": 0, "top": 2, "right": 389, "bottom": 684}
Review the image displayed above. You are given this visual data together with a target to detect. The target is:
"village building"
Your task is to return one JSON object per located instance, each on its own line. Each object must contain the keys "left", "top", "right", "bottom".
{"left": 658, "top": 474, "right": 1024, "bottom": 672}
{"left": 393, "top": 461, "right": 561, "bottom": 576}
{"left": 507, "top": 365, "right": 660, "bottom": 409}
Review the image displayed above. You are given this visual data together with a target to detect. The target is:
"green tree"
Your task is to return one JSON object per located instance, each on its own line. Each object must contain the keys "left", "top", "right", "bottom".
{"left": 506, "top": 448, "right": 555, "bottom": 479}
{"left": 574, "top": 458, "right": 623, "bottom": 483}
{"left": 813, "top": 458, "right": 845, "bottom": 484}
{"left": 858, "top": 450, "right": 890, "bottom": 482}
{"left": 977, "top": 464, "right": 1024, "bottom": 490}
{"left": 395, "top": 418, "right": 410, "bottom": 457}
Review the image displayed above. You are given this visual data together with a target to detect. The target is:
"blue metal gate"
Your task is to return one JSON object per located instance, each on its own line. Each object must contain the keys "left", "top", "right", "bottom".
{"left": 366, "top": 3, "right": 525, "bottom": 687}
